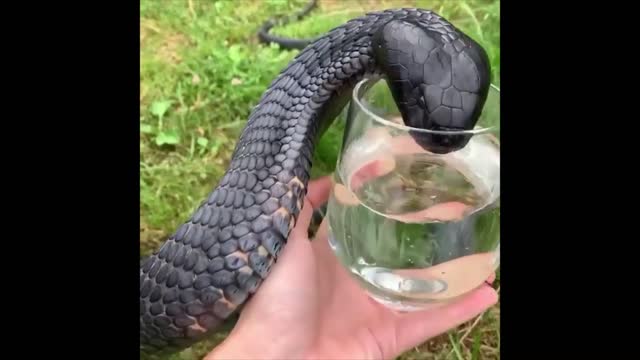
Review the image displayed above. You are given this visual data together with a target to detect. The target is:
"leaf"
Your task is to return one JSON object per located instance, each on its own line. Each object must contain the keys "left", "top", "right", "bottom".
{"left": 155, "top": 131, "right": 180, "bottom": 146}
{"left": 448, "top": 333, "right": 464, "bottom": 360}
{"left": 228, "top": 45, "right": 243, "bottom": 65}
{"left": 150, "top": 100, "right": 172, "bottom": 118}
{"left": 140, "top": 124, "right": 154, "bottom": 134}
{"left": 214, "top": 1, "right": 224, "bottom": 13}
{"left": 196, "top": 137, "right": 208, "bottom": 148}
{"left": 471, "top": 331, "right": 482, "bottom": 360}
{"left": 210, "top": 138, "right": 225, "bottom": 155}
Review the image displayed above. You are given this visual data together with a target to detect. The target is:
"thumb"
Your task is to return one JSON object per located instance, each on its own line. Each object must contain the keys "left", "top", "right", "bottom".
{"left": 390, "top": 285, "right": 498, "bottom": 356}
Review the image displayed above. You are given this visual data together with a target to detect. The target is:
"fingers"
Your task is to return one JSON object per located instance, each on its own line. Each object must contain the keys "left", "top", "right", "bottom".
{"left": 305, "top": 175, "right": 333, "bottom": 209}
{"left": 290, "top": 198, "right": 315, "bottom": 240}
{"left": 237, "top": 178, "right": 335, "bottom": 318}
{"left": 391, "top": 285, "right": 498, "bottom": 355}
{"left": 486, "top": 272, "right": 496, "bottom": 284}
{"left": 290, "top": 176, "right": 332, "bottom": 240}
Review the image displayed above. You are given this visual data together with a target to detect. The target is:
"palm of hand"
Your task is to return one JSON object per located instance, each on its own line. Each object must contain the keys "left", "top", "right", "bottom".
{"left": 207, "top": 177, "right": 497, "bottom": 360}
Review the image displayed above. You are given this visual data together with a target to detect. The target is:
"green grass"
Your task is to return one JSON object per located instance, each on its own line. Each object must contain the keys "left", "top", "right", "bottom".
{"left": 140, "top": 0, "right": 500, "bottom": 359}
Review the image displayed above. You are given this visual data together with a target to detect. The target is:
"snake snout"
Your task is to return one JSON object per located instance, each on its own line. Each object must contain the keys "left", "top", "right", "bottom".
{"left": 406, "top": 88, "right": 474, "bottom": 154}
{"left": 410, "top": 129, "right": 472, "bottom": 154}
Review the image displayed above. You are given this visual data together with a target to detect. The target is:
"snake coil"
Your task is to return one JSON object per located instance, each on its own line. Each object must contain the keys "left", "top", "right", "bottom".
{"left": 140, "top": 1, "right": 491, "bottom": 354}
{"left": 258, "top": 0, "right": 319, "bottom": 50}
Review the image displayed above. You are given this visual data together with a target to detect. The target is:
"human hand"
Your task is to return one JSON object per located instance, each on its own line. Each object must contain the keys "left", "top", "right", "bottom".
{"left": 206, "top": 176, "right": 498, "bottom": 360}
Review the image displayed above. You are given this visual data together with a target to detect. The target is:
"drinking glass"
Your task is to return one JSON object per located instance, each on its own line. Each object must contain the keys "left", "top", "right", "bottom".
{"left": 326, "top": 77, "right": 500, "bottom": 311}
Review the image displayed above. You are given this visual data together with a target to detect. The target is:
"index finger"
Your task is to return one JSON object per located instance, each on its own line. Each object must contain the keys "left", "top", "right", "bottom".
{"left": 289, "top": 175, "right": 333, "bottom": 240}
{"left": 305, "top": 175, "right": 333, "bottom": 209}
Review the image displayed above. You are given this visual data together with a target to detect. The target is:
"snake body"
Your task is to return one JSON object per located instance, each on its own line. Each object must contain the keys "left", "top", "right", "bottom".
{"left": 140, "top": 5, "right": 491, "bottom": 354}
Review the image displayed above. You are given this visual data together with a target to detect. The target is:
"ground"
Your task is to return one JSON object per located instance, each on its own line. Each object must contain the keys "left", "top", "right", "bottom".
{"left": 140, "top": 0, "right": 500, "bottom": 359}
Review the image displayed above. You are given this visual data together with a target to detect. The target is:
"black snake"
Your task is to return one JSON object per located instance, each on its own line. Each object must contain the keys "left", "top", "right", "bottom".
{"left": 140, "top": 1, "right": 491, "bottom": 354}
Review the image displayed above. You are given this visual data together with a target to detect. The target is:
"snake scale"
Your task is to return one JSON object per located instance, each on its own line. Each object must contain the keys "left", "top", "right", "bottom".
{"left": 140, "top": 1, "right": 491, "bottom": 354}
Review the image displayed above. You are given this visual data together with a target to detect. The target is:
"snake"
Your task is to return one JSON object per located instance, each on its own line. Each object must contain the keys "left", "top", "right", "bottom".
{"left": 140, "top": 0, "right": 491, "bottom": 355}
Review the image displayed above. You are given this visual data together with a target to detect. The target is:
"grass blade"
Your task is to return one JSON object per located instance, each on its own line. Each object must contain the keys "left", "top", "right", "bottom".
{"left": 448, "top": 332, "right": 464, "bottom": 360}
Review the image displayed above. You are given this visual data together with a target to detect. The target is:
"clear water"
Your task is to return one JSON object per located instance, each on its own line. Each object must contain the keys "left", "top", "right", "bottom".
{"left": 327, "top": 135, "right": 500, "bottom": 311}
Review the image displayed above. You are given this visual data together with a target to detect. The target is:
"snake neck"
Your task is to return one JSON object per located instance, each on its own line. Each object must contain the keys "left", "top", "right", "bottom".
{"left": 235, "top": 7, "right": 484, "bottom": 185}
{"left": 239, "top": 8, "right": 443, "bottom": 180}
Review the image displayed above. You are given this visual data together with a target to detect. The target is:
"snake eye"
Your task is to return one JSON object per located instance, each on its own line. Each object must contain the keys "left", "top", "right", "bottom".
{"left": 418, "top": 94, "right": 427, "bottom": 109}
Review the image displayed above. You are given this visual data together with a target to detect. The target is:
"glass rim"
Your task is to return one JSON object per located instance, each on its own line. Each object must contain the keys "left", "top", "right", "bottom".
{"left": 352, "top": 77, "right": 500, "bottom": 136}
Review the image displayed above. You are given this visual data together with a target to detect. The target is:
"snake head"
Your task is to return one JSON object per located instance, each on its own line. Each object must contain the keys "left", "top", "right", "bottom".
{"left": 372, "top": 18, "right": 491, "bottom": 154}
